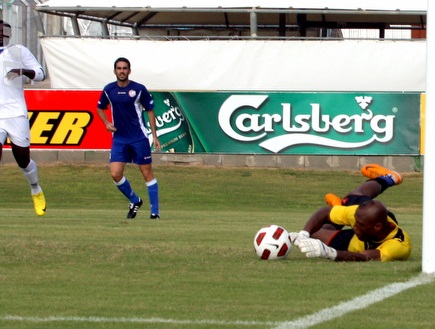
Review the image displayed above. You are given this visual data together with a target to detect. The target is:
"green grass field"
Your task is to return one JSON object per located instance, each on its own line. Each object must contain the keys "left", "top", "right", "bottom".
{"left": 0, "top": 163, "right": 433, "bottom": 329}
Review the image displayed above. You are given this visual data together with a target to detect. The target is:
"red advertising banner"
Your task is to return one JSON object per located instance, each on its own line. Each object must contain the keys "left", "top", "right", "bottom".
{"left": 6, "top": 90, "right": 111, "bottom": 150}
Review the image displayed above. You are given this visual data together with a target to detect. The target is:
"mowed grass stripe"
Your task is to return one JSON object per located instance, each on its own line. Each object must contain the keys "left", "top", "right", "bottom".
{"left": 2, "top": 273, "right": 433, "bottom": 328}
{"left": 0, "top": 164, "right": 431, "bottom": 329}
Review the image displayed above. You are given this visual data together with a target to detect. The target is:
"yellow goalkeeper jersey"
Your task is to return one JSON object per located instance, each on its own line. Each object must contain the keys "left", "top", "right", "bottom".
{"left": 329, "top": 205, "right": 412, "bottom": 262}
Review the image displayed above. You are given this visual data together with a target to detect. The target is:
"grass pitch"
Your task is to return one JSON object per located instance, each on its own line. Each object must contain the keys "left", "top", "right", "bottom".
{"left": 0, "top": 163, "right": 433, "bottom": 329}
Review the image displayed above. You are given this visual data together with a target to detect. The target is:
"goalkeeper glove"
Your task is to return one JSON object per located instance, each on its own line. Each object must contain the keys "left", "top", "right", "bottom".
{"left": 288, "top": 230, "right": 310, "bottom": 248}
{"left": 299, "top": 238, "right": 337, "bottom": 260}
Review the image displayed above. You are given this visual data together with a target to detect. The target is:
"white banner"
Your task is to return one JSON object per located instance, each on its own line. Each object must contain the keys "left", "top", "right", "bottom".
{"left": 38, "top": 0, "right": 427, "bottom": 11}
{"left": 41, "top": 38, "right": 426, "bottom": 91}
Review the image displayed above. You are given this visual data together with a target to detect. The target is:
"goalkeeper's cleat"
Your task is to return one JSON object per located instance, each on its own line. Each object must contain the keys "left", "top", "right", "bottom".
{"left": 325, "top": 193, "right": 342, "bottom": 206}
{"left": 32, "top": 191, "right": 46, "bottom": 216}
{"left": 150, "top": 213, "right": 160, "bottom": 220}
{"left": 361, "top": 164, "right": 403, "bottom": 186}
{"left": 127, "top": 198, "right": 143, "bottom": 219}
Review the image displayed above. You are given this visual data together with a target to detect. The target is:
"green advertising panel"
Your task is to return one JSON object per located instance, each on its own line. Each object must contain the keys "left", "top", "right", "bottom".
{"left": 146, "top": 92, "right": 420, "bottom": 155}
{"left": 149, "top": 92, "right": 195, "bottom": 153}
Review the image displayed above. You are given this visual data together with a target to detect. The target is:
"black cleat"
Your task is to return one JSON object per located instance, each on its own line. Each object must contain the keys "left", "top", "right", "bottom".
{"left": 127, "top": 198, "right": 143, "bottom": 219}
{"left": 150, "top": 213, "right": 160, "bottom": 220}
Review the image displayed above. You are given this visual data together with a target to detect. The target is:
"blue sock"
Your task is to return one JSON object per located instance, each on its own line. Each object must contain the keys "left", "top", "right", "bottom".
{"left": 378, "top": 175, "right": 395, "bottom": 187}
{"left": 374, "top": 176, "right": 394, "bottom": 194}
{"left": 115, "top": 176, "right": 140, "bottom": 203}
{"left": 147, "top": 179, "right": 159, "bottom": 215}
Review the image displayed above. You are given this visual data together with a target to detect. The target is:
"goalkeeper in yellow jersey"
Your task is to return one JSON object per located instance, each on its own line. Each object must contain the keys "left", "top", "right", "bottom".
{"left": 289, "top": 164, "right": 411, "bottom": 262}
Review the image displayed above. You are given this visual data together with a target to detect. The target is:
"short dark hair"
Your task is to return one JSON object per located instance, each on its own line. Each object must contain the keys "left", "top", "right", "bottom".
{"left": 114, "top": 57, "right": 131, "bottom": 69}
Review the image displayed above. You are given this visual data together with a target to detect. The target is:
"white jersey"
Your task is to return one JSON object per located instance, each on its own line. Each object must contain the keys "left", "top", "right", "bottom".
{"left": 0, "top": 44, "right": 45, "bottom": 119}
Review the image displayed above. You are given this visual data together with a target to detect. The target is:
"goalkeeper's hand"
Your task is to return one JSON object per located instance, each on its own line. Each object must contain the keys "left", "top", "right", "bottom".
{"left": 288, "top": 230, "right": 310, "bottom": 248}
{"left": 299, "top": 238, "right": 337, "bottom": 260}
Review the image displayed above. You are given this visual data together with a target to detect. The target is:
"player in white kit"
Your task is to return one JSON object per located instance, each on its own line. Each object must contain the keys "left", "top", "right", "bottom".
{"left": 0, "top": 21, "right": 46, "bottom": 216}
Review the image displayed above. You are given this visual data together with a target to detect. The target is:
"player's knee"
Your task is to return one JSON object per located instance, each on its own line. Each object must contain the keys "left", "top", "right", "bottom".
{"left": 16, "top": 157, "right": 31, "bottom": 168}
{"left": 11, "top": 145, "right": 31, "bottom": 168}
{"left": 111, "top": 172, "right": 124, "bottom": 183}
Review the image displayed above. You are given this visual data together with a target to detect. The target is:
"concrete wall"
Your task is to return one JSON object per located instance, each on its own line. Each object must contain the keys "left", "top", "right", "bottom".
{"left": 1, "top": 150, "right": 422, "bottom": 172}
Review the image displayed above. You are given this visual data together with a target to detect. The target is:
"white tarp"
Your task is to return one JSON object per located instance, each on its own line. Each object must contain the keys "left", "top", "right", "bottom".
{"left": 37, "top": 0, "right": 426, "bottom": 11}
{"left": 40, "top": 38, "right": 426, "bottom": 91}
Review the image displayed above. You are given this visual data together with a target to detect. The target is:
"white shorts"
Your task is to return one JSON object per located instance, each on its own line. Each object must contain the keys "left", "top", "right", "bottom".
{"left": 0, "top": 116, "right": 31, "bottom": 147}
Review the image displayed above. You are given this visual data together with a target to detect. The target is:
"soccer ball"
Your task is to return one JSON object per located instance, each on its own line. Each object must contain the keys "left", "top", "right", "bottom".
{"left": 253, "top": 225, "right": 291, "bottom": 260}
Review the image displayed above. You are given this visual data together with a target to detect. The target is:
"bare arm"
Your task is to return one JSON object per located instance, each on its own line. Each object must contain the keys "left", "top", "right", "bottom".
{"left": 336, "top": 249, "right": 381, "bottom": 261}
{"left": 299, "top": 238, "right": 382, "bottom": 262}
{"left": 9, "top": 68, "right": 35, "bottom": 79}
{"left": 6, "top": 68, "right": 37, "bottom": 81}
{"left": 303, "top": 206, "right": 334, "bottom": 235}
{"left": 146, "top": 110, "right": 161, "bottom": 151}
{"left": 96, "top": 108, "right": 117, "bottom": 132}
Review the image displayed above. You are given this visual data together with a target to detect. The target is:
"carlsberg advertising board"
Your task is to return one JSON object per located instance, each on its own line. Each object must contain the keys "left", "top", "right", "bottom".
{"left": 21, "top": 90, "right": 421, "bottom": 154}
{"left": 144, "top": 92, "right": 420, "bottom": 155}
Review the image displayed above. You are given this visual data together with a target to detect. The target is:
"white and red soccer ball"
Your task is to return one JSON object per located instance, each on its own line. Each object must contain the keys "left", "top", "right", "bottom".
{"left": 253, "top": 225, "right": 291, "bottom": 260}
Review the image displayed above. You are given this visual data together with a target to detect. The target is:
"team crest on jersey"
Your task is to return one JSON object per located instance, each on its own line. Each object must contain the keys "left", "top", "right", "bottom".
{"left": 128, "top": 90, "right": 137, "bottom": 97}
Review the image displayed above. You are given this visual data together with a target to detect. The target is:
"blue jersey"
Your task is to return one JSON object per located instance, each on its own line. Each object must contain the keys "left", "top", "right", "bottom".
{"left": 97, "top": 80, "right": 154, "bottom": 143}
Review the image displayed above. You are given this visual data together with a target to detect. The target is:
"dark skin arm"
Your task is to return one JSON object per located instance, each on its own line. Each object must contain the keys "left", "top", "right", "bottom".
{"left": 335, "top": 249, "right": 380, "bottom": 261}
{"left": 7, "top": 68, "right": 36, "bottom": 80}
{"left": 302, "top": 206, "right": 381, "bottom": 261}
{"left": 302, "top": 206, "right": 334, "bottom": 234}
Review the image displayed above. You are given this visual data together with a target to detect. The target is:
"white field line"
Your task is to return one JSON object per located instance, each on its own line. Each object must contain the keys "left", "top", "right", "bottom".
{"left": 0, "top": 315, "right": 279, "bottom": 327}
{"left": 272, "top": 273, "right": 435, "bottom": 329}
{"left": 1, "top": 274, "right": 434, "bottom": 328}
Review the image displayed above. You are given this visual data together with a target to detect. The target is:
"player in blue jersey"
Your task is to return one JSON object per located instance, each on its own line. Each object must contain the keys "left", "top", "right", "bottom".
{"left": 97, "top": 57, "right": 161, "bottom": 219}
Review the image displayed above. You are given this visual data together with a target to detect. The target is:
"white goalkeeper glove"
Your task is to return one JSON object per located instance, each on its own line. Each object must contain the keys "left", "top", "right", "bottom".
{"left": 288, "top": 230, "right": 310, "bottom": 248}
{"left": 299, "top": 238, "right": 337, "bottom": 260}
